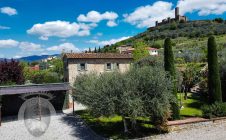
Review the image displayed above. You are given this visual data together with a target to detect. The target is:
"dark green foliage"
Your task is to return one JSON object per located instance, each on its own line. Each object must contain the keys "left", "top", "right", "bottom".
{"left": 164, "top": 38, "right": 180, "bottom": 119}
{"left": 219, "top": 48, "right": 226, "bottom": 101}
{"left": 214, "top": 18, "right": 224, "bottom": 23}
{"left": 170, "top": 21, "right": 177, "bottom": 30}
{"left": 94, "top": 47, "right": 97, "bottom": 53}
{"left": 207, "top": 36, "right": 222, "bottom": 103}
{"left": 134, "top": 55, "right": 163, "bottom": 68}
{"left": 152, "top": 43, "right": 162, "bottom": 49}
{"left": 88, "top": 48, "right": 91, "bottom": 53}
{"left": 98, "top": 47, "right": 101, "bottom": 53}
{"left": 0, "top": 59, "right": 25, "bottom": 85}
{"left": 202, "top": 102, "right": 226, "bottom": 118}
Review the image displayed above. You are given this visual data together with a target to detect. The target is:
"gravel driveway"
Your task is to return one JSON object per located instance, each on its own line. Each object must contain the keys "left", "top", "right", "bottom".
{"left": 1, "top": 114, "right": 226, "bottom": 140}
{"left": 0, "top": 114, "right": 103, "bottom": 140}
{"left": 150, "top": 121, "right": 226, "bottom": 140}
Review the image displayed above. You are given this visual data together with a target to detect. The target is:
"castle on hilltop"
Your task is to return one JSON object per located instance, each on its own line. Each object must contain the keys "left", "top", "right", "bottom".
{"left": 155, "top": 7, "right": 187, "bottom": 27}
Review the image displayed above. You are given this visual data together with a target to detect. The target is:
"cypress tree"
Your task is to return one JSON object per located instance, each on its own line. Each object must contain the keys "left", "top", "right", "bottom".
{"left": 98, "top": 47, "right": 101, "bottom": 53}
{"left": 164, "top": 38, "right": 180, "bottom": 119}
{"left": 94, "top": 47, "right": 97, "bottom": 53}
{"left": 88, "top": 48, "right": 91, "bottom": 53}
{"left": 208, "top": 36, "right": 222, "bottom": 103}
{"left": 164, "top": 38, "right": 176, "bottom": 77}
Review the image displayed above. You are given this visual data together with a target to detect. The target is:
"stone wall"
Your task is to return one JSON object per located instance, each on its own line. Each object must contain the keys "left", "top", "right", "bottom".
{"left": 67, "top": 58, "right": 131, "bottom": 84}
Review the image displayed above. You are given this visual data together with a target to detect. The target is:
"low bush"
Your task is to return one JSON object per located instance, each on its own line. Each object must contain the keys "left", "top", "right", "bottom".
{"left": 201, "top": 102, "right": 226, "bottom": 118}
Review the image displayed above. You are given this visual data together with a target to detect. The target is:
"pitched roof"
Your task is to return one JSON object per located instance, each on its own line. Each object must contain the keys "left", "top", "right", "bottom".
{"left": 63, "top": 53, "right": 133, "bottom": 59}
{"left": 0, "top": 83, "right": 72, "bottom": 95}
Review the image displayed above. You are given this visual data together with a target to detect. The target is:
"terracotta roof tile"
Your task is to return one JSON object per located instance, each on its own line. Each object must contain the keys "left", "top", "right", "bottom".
{"left": 64, "top": 53, "right": 133, "bottom": 59}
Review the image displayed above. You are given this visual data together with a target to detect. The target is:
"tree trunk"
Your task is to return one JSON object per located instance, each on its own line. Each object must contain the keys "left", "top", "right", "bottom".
{"left": 122, "top": 116, "right": 128, "bottom": 133}
{"left": 131, "top": 119, "right": 137, "bottom": 132}
{"left": 184, "top": 87, "right": 188, "bottom": 100}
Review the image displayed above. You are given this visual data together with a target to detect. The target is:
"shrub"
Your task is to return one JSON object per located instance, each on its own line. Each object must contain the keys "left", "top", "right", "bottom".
{"left": 202, "top": 102, "right": 226, "bottom": 118}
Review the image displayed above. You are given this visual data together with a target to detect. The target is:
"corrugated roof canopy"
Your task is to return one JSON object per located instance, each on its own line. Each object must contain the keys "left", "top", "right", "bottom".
{"left": 64, "top": 53, "right": 133, "bottom": 59}
{"left": 0, "top": 83, "right": 72, "bottom": 95}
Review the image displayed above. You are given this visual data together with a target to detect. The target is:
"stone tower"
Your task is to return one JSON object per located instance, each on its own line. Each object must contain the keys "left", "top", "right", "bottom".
{"left": 175, "top": 7, "right": 179, "bottom": 18}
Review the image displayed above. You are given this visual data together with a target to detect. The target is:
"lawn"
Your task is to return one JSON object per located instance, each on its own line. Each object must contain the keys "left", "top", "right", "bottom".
{"left": 178, "top": 92, "right": 207, "bottom": 117}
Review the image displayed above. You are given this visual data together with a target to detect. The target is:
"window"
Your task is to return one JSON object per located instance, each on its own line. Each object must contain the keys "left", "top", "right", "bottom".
{"left": 78, "top": 63, "right": 87, "bottom": 71}
{"left": 80, "top": 63, "right": 85, "bottom": 70}
{"left": 106, "top": 63, "right": 112, "bottom": 70}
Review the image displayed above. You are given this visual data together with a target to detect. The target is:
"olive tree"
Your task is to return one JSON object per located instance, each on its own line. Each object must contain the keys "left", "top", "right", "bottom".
{"left": 73, "top": 66, "right": 175, "bottom": 133}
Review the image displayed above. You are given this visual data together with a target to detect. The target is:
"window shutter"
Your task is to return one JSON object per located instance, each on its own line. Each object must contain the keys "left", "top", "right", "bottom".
{"left": 77, "top": 64, "right": 81, "bottom": 71}
{"left": 104, "top": 63, "right": 107, "bottom": 71}
{"left": 85, "top": 63, "right": 88, "bottom": 70}
{"left": 113, "top": 63, "right": 116, "bottom": 70}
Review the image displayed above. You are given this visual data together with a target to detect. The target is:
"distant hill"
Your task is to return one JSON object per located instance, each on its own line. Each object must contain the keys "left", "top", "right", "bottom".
{"left": 0, "top": 54, "right": 60, "bottom": 62}
{"left": 18, "top": 54, "right": 60, "bottom": 62}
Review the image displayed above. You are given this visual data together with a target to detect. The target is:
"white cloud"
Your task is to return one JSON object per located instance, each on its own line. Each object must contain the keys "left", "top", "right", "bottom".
{"left": 124, "top": 1, "right": 174, "bottom": 28}
{"left": 27, "top": 20, "right": 96, "bottom": 40}
{"left": 13, "top": 55, "right": 22, "bottom": 59}
{"left": 97, "top": 32, "right": 103, "bottom": 36}
{"left": 124, "top": 0, "right": 226, "bottom": 28}
{"left": 0, "top": 39, "right": 19, "bottom": 48}
{"left": 107, "top": 21, "right": 117, "bottom": 27}
{"left": 39, "top": 36, "right": 48, "bottom": 40}
{"left": 77, "top": 11, "right": 118, "bottom": 27}
{"left": 19, "top": 42, "right": 43, "bottom": 51}
{"left": 88, "top": 36, "right": 131, "bottom": 46}
{"left": 47, "top": 43, "right": 80, "bottom": 52}
{"left": 0, "top": 39, "right": 43, "bottom": 53}
{"left": 0, "top": 7, "right": 17, "bottom": 16}
{"left": 177, "top": 0, "right": 226, "bottom": 16}
{"left": 0, "top": 25, "right": 10, "bottom": 30}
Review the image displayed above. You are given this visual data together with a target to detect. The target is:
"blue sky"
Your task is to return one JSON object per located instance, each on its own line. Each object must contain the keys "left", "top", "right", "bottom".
{"left": 0, "top": 0, "right": 226, "bottom": 58}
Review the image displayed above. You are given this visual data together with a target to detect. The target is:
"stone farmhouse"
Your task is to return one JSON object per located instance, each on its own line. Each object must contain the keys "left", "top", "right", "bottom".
{"left": 63, "top": 53, "right": 133, "bottom": 85}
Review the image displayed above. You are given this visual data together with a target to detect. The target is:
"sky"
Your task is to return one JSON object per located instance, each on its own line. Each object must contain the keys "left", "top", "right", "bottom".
{"left": 0, "top": 0, "right": 226, "bottom": 58}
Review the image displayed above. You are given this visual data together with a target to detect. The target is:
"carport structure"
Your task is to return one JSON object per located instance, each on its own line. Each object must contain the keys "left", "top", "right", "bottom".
{"left": 0, "top": 83, "right": 72, "bottom": 126}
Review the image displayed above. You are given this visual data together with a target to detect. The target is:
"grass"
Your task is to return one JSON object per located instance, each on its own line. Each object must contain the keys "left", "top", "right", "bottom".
{"left": 75, "top": 110, "right": 161, "bottom": 139}
{"left": 178, "top": 92, "right": 207, "bottom": 117}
